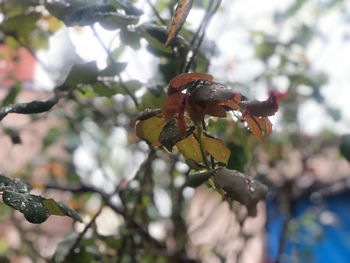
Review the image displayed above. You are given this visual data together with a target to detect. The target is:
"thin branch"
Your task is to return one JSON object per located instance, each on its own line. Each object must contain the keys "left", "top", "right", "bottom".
{"left": 0, "top": 96, "right": 59, "bottom": 121}
{"left": 65, "top": 205, "right": 104, "bottom": 260}
{"left": 91, "top": 25, "right": 139, "bottom": 107}
{"left": 145, "top": 0, "right": 167, "bottom": 26}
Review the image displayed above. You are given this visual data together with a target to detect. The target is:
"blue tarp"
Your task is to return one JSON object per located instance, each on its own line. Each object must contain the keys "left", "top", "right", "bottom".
{"left": 266, "top": 191, "right": 350, "bottom": 263}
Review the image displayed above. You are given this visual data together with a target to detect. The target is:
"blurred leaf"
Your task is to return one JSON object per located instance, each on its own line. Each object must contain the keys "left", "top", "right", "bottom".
{"left": 286, "top": 0, "right": 308, "bottom": 16}
{"left": 1, "top": 83, "right": 22, "bottom": 107}
{"left": 0, "top": 174, "right": 32, "bottom": 193}
{"left": 91, "top": 82, "right": 116, "bottom": 97}
{"left": 340, "top": 134, "right": 350, "bottom": 163}
{"left": 120, "top": 28, "right": 141, "bottom": 49}
{"left": 63, "top": 62, "right": 98, "bottom": 87}
{"left": 255, "top": 40, "right": 277, "bottom": 61}
{"left": 109, "top": 0, "right": 143, "bottom": 16}
{"left": 226, "top": 142, "right": 247, "bottom": 172}
{"left": 202, "top": 133, "right": 231, "bottom": 164}
{"left": 1, "top": 12, "right": 41, "bottom": 37}
{"left": 43, "top": 199, "right": 82, "bottom": 222}
{"left": 2, "top": 126, "right": 22, "bottom": 145}
{"left": 213, "top": 168, "right": 268, "bottom": 216}
{"left": 99, "top": 62, "right": 127, "bottom": 76}
{"left": 99, "top": 13, "right": 139, "bottom": 30}
{"left": 136, "top": 113, "right": 166, "bottom": 147}
{"left": 43, "top": 127, "right": 62, "bottom": 149}
{"left": 165, "top": 0, "right": 193, "bottom": 46}
{"left": 2, "top": 191, "right": 49, "bottom": 224}
{"left": 53, "top": 232, "right": 79, "bottom": 263}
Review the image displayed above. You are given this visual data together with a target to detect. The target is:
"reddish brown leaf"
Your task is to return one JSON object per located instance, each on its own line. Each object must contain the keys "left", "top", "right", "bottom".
{"left": 162, "top": 92, "right": 183, "bottom": 120}
{"left": 218, "top": 93, "right": 242, "bottom": 110}
{"left": 240, "top": 92, "right": 278, "bottom": 117}
{"left": 168, "top": 72, "right": 213, "bottom": 94}
{"left": 244, "top": 115, "right": 272, "bottom": 140}
{"left": 136, "top": 113, "right": 166, "bottom": 147}
{"left": 165, "top": 0, "right": 193, "bottom": 47}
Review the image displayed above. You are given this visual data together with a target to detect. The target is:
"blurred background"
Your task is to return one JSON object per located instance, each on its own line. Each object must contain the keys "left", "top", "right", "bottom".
{"left": 0, "top": 0, "right": 350, "bottom": 262}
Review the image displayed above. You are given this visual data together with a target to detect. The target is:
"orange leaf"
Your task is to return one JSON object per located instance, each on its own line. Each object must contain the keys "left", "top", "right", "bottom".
{"left": 136, "top": 114, "right": 166, "bottom": 147}
{"left": 162, "top": 92, "right": 183, "bottom": 120}
{"left": 168, "top": 72, "right": 213, "bottom": 94}
{"left": 244, "top": 115, "right": 272, "bottom": 140}
{"left": 165, "top": 0, "right": 193, "bottom": 46}
{"left": 202, "top": 134, "right": 231, "bottom": 164}
{"left": 176, "top": 133, "right": 202, "bottom": 163}
{"left": 218, "top": 93, "right": 242, "bottom": 110}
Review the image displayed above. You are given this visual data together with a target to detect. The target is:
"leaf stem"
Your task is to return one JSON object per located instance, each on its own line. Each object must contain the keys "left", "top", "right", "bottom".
{"left": 196, "top": 122, "right": 210, "bottom": 169}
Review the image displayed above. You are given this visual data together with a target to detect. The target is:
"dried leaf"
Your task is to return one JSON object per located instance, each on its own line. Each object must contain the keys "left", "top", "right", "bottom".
{"left": 165, "top": 0, "right": 193, "bottom": 46}
{"left": 202, "top": 134, "right": 231, "bottom": 164}
{"left": 136, "top": 113, "right": 166, "bottom": 147}
{"left": 244, "top": 115, "right": 272, "bottom": 140}
{"left": 168, "top": 72, "right": 213, "bottom": 94}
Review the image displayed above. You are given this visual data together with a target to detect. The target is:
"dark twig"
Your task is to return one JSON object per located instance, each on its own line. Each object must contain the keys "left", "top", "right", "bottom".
{"left": 0, "top": 96, "right": 59, "bottom": 121}
{"left": 145, "top": 0, "right": 167, "bottom": 26}
{"left": 65, "top": 205, "right": 104, "bottom": 260}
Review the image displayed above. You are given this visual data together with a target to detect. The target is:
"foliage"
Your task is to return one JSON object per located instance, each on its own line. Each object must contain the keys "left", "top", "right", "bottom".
{"left": 0, "top": 0, "right": 348, "bottom": 262}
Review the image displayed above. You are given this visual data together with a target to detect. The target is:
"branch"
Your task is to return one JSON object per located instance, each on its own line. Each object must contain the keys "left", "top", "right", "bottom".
{"left": 0, "top": 96, "right": 59, "bottom": 121}
{"left": 145, "top": 0, "right": 167, "bottom": 26}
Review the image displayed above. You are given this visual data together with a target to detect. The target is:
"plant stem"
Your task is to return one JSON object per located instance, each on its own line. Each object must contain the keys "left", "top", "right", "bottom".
{"left": 196, "top": 122, "right": 210, "bottom": 169}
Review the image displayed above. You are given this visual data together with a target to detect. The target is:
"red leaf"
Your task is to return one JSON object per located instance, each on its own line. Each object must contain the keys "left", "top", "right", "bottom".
{"left": 162, "top": 92, "right": 183, "bottom": 120}
{"left": 217, "top": 93, "right": 242, "bottom": 110}
{"left": 244, "top": 115, "right": 272, "bottom": 140}
{"left": 168, "top": 72, "right": 213, "bottom": 94}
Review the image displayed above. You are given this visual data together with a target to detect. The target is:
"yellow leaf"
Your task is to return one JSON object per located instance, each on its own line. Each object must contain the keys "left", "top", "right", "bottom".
{"left": 165, "top": 0, "right": 193, "bottom": 46}
{"left": 202, "top": 134, "right": 231, "bottom": 164}
{"left": 136, "top": 114, "right": 166, "bottom": 147}
{"left": 176, "top": 133, "right": 202, "bottom": 163}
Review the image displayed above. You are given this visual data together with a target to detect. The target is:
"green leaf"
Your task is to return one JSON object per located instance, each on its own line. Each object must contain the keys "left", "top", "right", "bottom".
{"left": 0, "top": 175, "right": 32, "bottom": 193}
{"left": 43, "top": 127, "right": 62, "bottom": 149}
{"left": 53, "top": 232, "right": 80, "bottom": 263}
{"left": 109, "top": 0, "right": 143, "bottom": 16}
{"left": 63, "top": 62, "right": 98, "bottom": 87}
{"left": 91, "top": 82, "right": 116, "bottom": 97}
{"left": 1, "top": 83, "right": 22, "bottom": 107}
{"left": 340, "top": 135, "right": 350, "bottom": 163}
{"left": 2, "top": 191, "right": 49, "bottom": 224}
{"left": 120, "top": 29, "right": 141, "bottom": 50}
{"left": 43, "top": 199, "right": 82, "bottom": 222}
{"left": 99, "top": 62, "right": 127, "bottom": 77}
{"left": 1, "top": 12, "right": 41, "bottom": 37}
{"left": 226, "top": 142, "right": 247, "bottom": 173}
{"left": 99, "top": 13, "right": 139, "bottom": 30}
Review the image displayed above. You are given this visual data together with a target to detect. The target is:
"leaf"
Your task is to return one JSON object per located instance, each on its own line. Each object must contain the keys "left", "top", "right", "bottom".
{"left": 340, "top": 134, "right": 350, "bottom": 163}
{"left": 165, "top": 0, "right": 193, "bottom": 46}
{"left": 99, "top": 62, "right": 127, "bottom": 76}
{"left": 217, "top": 93, "right": 242, "bottom": 110}
{"left": 159, "top": 120, "right": 182, "bottom": 151}
{"left": 1, "top": 12, "right": 41, "bottom": 37}
{"left": 136, "top": 113, "right": 166, "bottom": 147}
{"left": 90, "top": 82, "right": 116, "bottom": 97}
{"left": 185, "top": 169, "right": 216, "bottom": 187}
{"left": 63, "top": 62, "right": 99, "bottom": 87}
{"left": 226, "top": 142, "right": 247, "bottom": 173}
{"left": 176, "top": 133, "right": 202, "bottom": 163}
{"left": 0, "top": 174, "right": 32, "bottom": 193}
{"left": 244, "top": 115, "right": 272, "bottom": 141}
{"left": 213, "top": 168, "right": 268, "bottom": 216}
{"left": 99, "top": 13, "right": 139, "bottom": 30}
{"left": 43, "top": 199, "right": 82, "bottom": 222}
{"left": 1, "top": 82, "right": 22, "bottom": 107}
{"left": 53, "top": 232, "right": 80, "bottom": 263}
{"left": 109, "top": 0, "right": 143, "bottom": 16}
{"left": 120, "top": 28, "right": 141, "bottom": 49}
{"left": 162, "top": 92, "right": 183, "bottom": 120}
{"left": 240, "top": 91, "right": 278, "bottom": 117}
{"left": 202, "top": 134, "right": 231, "bottom": 164}
{"left": 140, "top": 25, "right": 173, "bottom": 55}
{"left": 168, "top": 72, "right": 213, "bottom": 94}
{"left": 2, "top": 191, "right": 49, "bottom": 224}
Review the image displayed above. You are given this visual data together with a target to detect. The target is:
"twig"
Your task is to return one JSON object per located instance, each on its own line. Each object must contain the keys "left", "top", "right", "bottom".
{"left": 91, "top": 25, "right": 139, "bottom": 107}
{"left": 65, "top": 205, "right": 104, "bottom": 260}
{"left": 145, "top": 0, "right": 167, "bottom": 26}
{"left": 0, "top": 96, "right": 59, "bottom": 121}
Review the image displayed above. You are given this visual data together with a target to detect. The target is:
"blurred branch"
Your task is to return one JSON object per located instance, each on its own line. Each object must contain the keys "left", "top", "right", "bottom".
{"left": 145, "top": 0, "right": 167, "bottom": 26}
{"left": 65, "top": 205, "right": 104, "bottom": 260}
{"left": 91, "top": 26, "right": 139, "bottom": 107}
{"left": 183, "top": 0, "right": 222, "bottom": 72}
{"left": 0, "top": 96, "right": 59, "bottom": 121}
